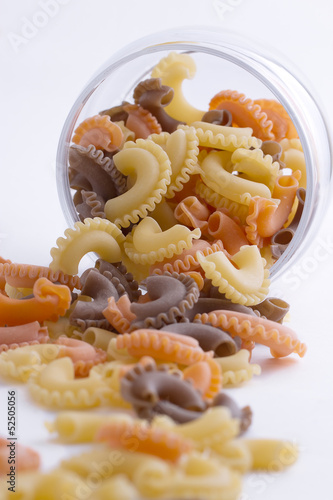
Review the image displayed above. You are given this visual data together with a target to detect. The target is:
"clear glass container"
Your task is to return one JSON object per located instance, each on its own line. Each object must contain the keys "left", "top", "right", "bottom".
{"left": 56, "top": 27, "right": 332, "bottom": 282}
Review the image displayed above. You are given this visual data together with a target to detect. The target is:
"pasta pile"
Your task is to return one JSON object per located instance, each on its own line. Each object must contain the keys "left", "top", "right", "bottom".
{"left": 0, "top": 52, "right": 306, "bottom": 499}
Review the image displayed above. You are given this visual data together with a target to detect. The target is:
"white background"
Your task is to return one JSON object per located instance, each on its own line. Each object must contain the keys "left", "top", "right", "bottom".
{"left": 1, "top": 0, "right": 333, "bottom": 498}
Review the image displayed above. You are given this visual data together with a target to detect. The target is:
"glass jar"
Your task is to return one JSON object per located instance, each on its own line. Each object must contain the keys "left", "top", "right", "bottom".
{"left": 56, "top": 27, "right": 332, "bottom": 281}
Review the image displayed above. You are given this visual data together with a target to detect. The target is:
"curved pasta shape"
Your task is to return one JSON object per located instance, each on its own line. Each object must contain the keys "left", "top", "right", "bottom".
{"left": 213, "top": 349, "right": 261, "bottom": 387}
{"left": 197, "top": 246, "right": 270, "bottom": 306}
{"left": 254, "top": 99, "right": 298, "bottom": 141}
{"left": 195, "top": 179, "right": 249, "bottom": 224}
{"left": 96, "top": 420, "right": 193, "bottom": 462}
{"left": 200, "top": 151, "right": 271, "bottom": 205}
{"left": 246, "top": 171, "right": 301, "bottom": 245}
{"left": 174, "top": 195, "right": 211, "bottom": 232}
{"left": 149, "top": 198, "right": 179, "bottom": 230}
{"left": 231, "top": 147, "right": 280, "bottom": 192}
{"left": 116, "top": 329, "right": 213, "bottom": 365}
{"left": 81, "top": 326, "right": 118, "bottom": 351}
{"left": 130, "top": 272, "right": 200, "bottom": 329}
{"left": 0, "top": 343, "right": 58, "bottom": 382}
{"left": 54, "top": 337, "right": 107, "bottom": 377}
{"left": 280, "top": 138, "right": 307, "bottom": 188}
{"left": 150, "top": 239, "right": 223, "bottom": 276}
{"left": 72, "top": 114, "right": 124, "bottom": 152}
{"left": 151, "top": 52, "right": 205, "bottom": 123}
{"left": 124, "top": 217, "right": 201, "bottom": 265}
{"left": 123, "top": 103, "right": 162, "bottom": 139}
{"left": 28, "top": 357, "right": 113, "bottom": 408}
{"left": 196, "top": 311, "right": 307, "bottom": 358}
{"left": 49, "top": 217, "right": 125, "bottom": 275}
{"left": 149, "top": 126, "right": 200, "bottom": 197}
{"left": 75, "top": 190, "right": 106, "bottom": 220}
{"left": 207, "top": 211, "right": 249, "bottom": 255}
{"left": 192, "top": 121, "right": 262, "bottom": 152}
{"left": 0, "top": 322, "right": 48, "bottom": 352}
{"left": 103, "top": 295, "right": 136, "bottom": 334}
{"left": 0, "top": 278, "right": 71, "bottom": 327}
{"left": 251, "top": 297, "right": 290, "bottom": 323}
{"left": 104, "top": 139, "right": 172, "bottom": 227}
{"left": 209, "top": 89, "right": 274, "bottom": 141}
{"left": 202, "top": 108, "right": 233, "bottom": 126}
{"left": 134, "top": 78, "right": 184, "bottom": 133}
{"left": 0, "top": 262, "right": 81, "bottom": 290}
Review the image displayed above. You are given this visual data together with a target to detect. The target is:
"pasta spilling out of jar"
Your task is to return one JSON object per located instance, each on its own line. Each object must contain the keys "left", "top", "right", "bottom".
{"left": 0, "top": 52, "right": 305, "bottom": 500}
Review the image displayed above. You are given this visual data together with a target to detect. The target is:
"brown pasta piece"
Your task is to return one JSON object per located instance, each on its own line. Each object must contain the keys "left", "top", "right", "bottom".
{"left": 70, "top": 269, "right": 119, "bottom": 331}
{"left": 186, "top": 297, "right": 258, "bottom": 321}
{"left": 260, "top": 140, "right": 285, "bottom": 167}
{"left": 69, "top": 144, "right": 127, "bottom": 202}
{"left": 75, "top": 190, "right": 106, "bottom": 220}
{"left": 130, "top": 272, "right": 199, "bottom": 330}
{"left": 212, "top": 392, "right": 252, "bottom": 434}
{"left": 160, "top": 322, "right": 238, "bottom": 357}
{"left": 270, "top": 187, "right": 306, "bottom": 258}
{"left": 202, "top": 109, "right": 232, "bottom": 126}
{"left": 95, "top": 259, "right": 141, "bottom": 302}
{"left": 100, "top": 102, "right": 130, "bottom": 123}
{"left": 121, "top": 359, "right": 206, "bottom": 423}
{"left": 250, "top": 297, "right": 290, "bottom": 323}
{"left": 133, "top": 78, "right": 185, "bottom": 133}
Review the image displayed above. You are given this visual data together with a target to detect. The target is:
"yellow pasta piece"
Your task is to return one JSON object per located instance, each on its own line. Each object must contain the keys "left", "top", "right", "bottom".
{"left": 215, "top": 349, "right": 261, "bottom": 387}
{"left": 151, "top": 52, "right": 205, "bottom": 123}
{"left": 195, "top": 179, "right": 249, "bottom": 224}
{"left": 192, "top": 121, "right": 262, "bottom": 151}
{"left": 124, "top": 216, "right": 201, "bottom": 265}
{"left": 135, "top": 451, "right": 242, "bottom": 500}
{"left": 90, "top": 361, "right": 132, "bottom": 408}
{"left": 231, "top": 147, "right": 280, "bottom": 192}
{"left": 149, "top": 198, "right": 179, "bottom": 230}
{"left": 197, "top": 246, "right": 270, "bottom": 306}
{"left": 260, "top": 245, "right": 277, "bottom": 270}
{"left": 0, "top": 469, "right": 84, "bottom": 500}
{"left": 28, "top": 357, "right": 113, "bottom": 409}
{"left": 210, "top": 439, "right": 253, "bottom": 473}
{"left": 114, "top": 119, "right": 135, "bottom": 144}
{"left": 200, "top": 151, "right": 272, "bottom": 205}
{"left": 0, "top": 344, "right": 60, "bottom": 382}
{"left": 154, "top": 407, "right": 239, "bottom": 449}
{"left": 46, "top": 411, "right": 133, "bottom": 443}
{"left": 93, "top": 475, "right": 140, "bottom": 500}
{"left": 240, "top": 439, "right": 298, "bottom": 470}
{"left": 280, "top": 138, "right": 306, "bottom": 188}
{"left": 104, "top": 139, "right": 171, "bottom": 227}
{"left": 50, "top": 217, "right": 125, "bottom": 275}
{"left": 4, "top": 283, "right": 33, "bottom": 299}
{"left": 44, "top": 316, "right": 77, "bottom": 339}
{"left": 149, "top": 126, "right": 200, "bottom": 197}
{"left": 82, "top": 327, "right": 118, "bottom": 351}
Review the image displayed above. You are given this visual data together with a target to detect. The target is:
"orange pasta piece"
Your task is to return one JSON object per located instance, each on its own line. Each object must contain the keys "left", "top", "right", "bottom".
{"left": 174, "top": 196, "right": 211, "bottom": 233}
{"left": 96, "top": 420, "right": 193, "bottom": 462}
{"left": 196, "top": 310, "right": 307, "bottom": 358}
{"left": 116, "top": 329, "right": 213, "bottom": 365}
{"left": 54, "top": 337, "right": 107, "bottom": 377}
{"left": 72, "top": 115, "right": 123, "bottom": 152}
{"left": 123, "top": 104, "right": 162, "bottom": 139}
{"left": 208, "top": 210, "right": 249, "bottom": 255}
{"left": 103, "top": 295, "right": 137, "bottom": 334}
{"left": 0, "top": 438, "right": 40, "bottom": 474}
{"left": 183, "top": 357, "right": 222, "bottom": 401}
{"left": 254, "top": 99, "right": 298, "bottom": 141}
{"left": 0, "top": 322, "right": 48, "bottom": 352}
{"left": 0, "top": 262, "right": 81, "bottom": 290}
{"left": 246, "top": 170, "right": 301, "bottom": 245}
{"left": 209, "top": 89, "right": 274, "bottom": 141}
{"left": 0, "top": 278, "right": 71, "bottom": 327}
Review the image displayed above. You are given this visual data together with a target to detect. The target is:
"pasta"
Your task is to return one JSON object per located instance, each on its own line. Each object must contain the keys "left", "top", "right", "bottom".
{"left": 50, "top": 217, "right": 125, "bottom": 275}
{"left": 104, "top": 139, "right": 172, "bottom": 227}
{"left": 197, "top": 246, "right": 270, "bottom": 306}
{"left": 124, "top": 216, "right": 201, "bottom": 265}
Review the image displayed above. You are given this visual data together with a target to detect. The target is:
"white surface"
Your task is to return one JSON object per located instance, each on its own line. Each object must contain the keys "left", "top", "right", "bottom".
{"left": 1, "top": 0, "right": 333, "bottom": 498}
